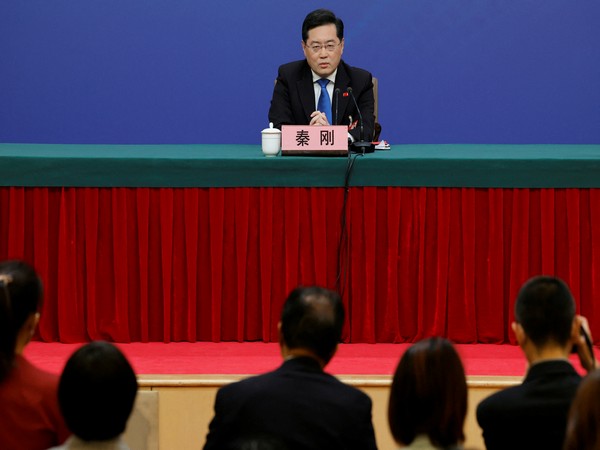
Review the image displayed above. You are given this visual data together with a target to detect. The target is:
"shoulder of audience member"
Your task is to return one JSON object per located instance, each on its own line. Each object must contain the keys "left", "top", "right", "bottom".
{"left": 476, "top": 384, "right": 524, "bottom": 417}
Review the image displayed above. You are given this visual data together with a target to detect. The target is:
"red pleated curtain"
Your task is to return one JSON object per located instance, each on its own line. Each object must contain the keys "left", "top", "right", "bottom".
{"left": 0, "top": 186, "right": 598, "bottom": 344}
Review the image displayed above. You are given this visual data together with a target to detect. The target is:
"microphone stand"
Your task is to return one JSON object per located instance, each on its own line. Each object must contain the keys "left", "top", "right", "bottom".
{"left": 346, "top": 87, "right": 374, "bottom": 154}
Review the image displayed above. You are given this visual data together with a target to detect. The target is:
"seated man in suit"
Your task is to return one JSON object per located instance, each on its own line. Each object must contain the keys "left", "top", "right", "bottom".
{"left": 268, "top": 9, "right": 375, "bottom": 143}
{"left": 203, "top": 286, "right": 378, "bottom": 450}
{"left": 476, "top": 276, "right": 596, "bottom": 450}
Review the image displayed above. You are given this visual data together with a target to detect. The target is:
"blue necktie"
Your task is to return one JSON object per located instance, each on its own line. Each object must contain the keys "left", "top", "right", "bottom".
{"left": 317, "top": 79, "right": 332, "bottom": 124}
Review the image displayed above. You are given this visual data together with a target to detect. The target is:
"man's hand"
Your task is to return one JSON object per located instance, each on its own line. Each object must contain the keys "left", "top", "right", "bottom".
{"left": 574, "top": 315, "right": 596, "bottom": 372}
{"left": 309, "top": 111, "right": 329, "bottom": 126}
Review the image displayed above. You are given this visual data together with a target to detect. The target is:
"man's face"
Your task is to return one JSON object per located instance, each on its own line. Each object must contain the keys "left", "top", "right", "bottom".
{"left": 302, "top": 23, "right": 344, "bottom": 78}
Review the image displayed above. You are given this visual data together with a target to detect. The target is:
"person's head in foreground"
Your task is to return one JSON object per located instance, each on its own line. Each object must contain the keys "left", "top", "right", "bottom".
{"left": 563, "top": 368, "right": 600, "bottom": 450}
{"left": 58, "top": 341, "right": 138, "bottom": 442}
{"left": 513, "top": 275, "right": 595, "bottom": 370}
{"left": 279, "top": 285, "right": 344, "bottom": 367}
{"left": 514, "top": 275, "right": 575, "bottom": 351}
{"left": 0, "top": 259, "right": 43, "bottom": 382}
{"left": 388, "top": 337, "right": 467, "bottom": 448}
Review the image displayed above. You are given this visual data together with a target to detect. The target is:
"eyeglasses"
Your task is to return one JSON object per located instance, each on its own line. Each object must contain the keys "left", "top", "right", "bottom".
{"left": 305, "top": 42, "right": 341, "bottom": 53}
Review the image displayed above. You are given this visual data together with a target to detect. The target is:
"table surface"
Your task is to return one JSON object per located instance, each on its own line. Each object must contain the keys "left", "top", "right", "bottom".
{"left": 1, "top": 143, "right": 599, "bottom": 188}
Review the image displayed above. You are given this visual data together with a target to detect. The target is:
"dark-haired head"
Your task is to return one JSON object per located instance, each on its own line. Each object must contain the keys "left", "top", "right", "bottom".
{"left": 0, "top": 260, "right": 43, "bottom": 382}
{"left": 388, "top": 337, "right": 467, "bottom": 447}
{"left": 564, "top": 369, "right": 600, "bottom": 450}
{"left": 280, "top": 286, "right": 344, "bottom": 366}
{"left": 58, "top": 341, "right": 138, "bottom": 441}
{"left": 302, "top": 9, "right": 344, "bottom": 42}
{"left": 514, "top": 276, "right": 575, "bottom": 349}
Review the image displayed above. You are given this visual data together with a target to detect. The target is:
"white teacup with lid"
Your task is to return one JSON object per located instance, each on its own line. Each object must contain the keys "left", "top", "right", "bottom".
{"left": 261, "top": 122, "right": 281, "bottom": 157}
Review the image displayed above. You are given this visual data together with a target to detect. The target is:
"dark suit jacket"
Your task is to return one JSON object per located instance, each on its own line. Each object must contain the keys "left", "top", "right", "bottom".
{"left": 476, "top": 360, "right": 582, "bottom": 450}
{"left": 203, "top": 356, "right": 378, "bottom": 450}
{"left": 268, "top": 60, "right": 375, "bottom": 142}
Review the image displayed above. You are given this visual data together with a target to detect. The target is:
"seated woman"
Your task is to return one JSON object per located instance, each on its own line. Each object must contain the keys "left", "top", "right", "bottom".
{"left": 388, "top": 337, "right": 467, "bottom": 450}
{"left": 49, "top": 341, "right": 138, "bottom": 449}
{"left": 563, "top": 368, "right": 600, "bottom": 450}
{"left": 0, "top": 260, "right": 69, "bottom": 450}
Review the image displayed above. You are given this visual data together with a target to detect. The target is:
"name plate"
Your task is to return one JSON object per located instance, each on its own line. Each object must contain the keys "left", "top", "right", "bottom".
{"left": 281, "top": 125, "right": 348, "bottom": 156}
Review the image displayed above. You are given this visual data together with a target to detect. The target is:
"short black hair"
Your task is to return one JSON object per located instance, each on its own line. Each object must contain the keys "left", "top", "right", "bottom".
{"left": 58, "top": 341, "right": 138, "bottom": 441}
{"left": 302, "top": 9, "right": 344, "bottom": 42}
{"left": 280, "top": 286, "right": 344, "bottom": 364}
{"left": 514, "top": 276, "right": 576, "bottom": 348}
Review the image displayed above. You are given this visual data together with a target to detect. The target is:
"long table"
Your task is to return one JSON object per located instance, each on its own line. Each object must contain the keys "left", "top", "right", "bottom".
{"left": 2, "top": 143, "right": 600, "bottom": 187}
{"left": 1, "top": 144, "right": 599, "bottom": 344}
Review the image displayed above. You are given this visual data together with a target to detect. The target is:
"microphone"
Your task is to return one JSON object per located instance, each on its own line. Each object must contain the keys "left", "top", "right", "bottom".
{"left": 333, "top": 88, "right": 340, "bottom": 125}
{"left": 346, "top": 87, "right": 374, "bottom": 153}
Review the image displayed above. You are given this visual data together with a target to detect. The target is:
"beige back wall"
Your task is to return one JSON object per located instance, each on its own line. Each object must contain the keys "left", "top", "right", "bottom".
{"left": 133, "top": 374, "right": 521, "bottom": 450}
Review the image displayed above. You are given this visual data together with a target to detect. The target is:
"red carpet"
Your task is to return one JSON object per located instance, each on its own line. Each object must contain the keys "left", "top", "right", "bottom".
{"left": 24, "top": 342, "right": 594, "bottom": 377}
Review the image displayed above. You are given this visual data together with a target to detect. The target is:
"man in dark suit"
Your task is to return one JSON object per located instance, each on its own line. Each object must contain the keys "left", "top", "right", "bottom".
{"left": 476, "top": 276, "right": 596, "bottom": 450}
{"left": 268, "top": 9, "right": 375, "bottom": 143}
{"left": 203, "top": 286, "right": 378, "bottom": 450}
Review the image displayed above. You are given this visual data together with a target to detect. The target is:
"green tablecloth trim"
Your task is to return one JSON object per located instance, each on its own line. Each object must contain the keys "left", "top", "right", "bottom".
{"left": 1, "top": 143, "right": 599, "bottom": 188}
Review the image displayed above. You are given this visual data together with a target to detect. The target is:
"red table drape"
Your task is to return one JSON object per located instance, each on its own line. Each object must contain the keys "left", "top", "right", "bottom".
{"left": 1, "top": 186, "right": 598, "bottom": 344}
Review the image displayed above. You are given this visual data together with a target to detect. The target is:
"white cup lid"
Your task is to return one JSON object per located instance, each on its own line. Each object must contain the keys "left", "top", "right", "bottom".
{"left": 262, "top": 122, "right": 281, "bottom": 134}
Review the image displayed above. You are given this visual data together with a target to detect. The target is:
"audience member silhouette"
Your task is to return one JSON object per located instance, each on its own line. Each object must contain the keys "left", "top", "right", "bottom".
{"left": 48, "top": 341, "right": 138, "bottom": 449}
{"left": 477, "top": 275, "right": 596, "bottom": 450}
{"left": 0, "top": 260, "right": 69, "bottom": 450}
{"left": 388, "top": 337, "right": 467, "bottom": 450}
{"left": 563, "top": 368, "right": 600, "bottom": 450}
{"left": 203, "top": 285, "right": 378, "bottom": 450}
